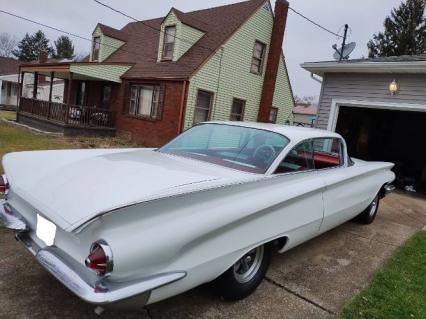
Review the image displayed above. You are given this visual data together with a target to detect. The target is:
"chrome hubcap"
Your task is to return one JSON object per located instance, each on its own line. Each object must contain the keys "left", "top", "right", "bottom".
{"left": 233, "top": 246, "right": 264, "bottom": 283}
{"left": 369, "top": 197, "right": 378, "bottom": 217}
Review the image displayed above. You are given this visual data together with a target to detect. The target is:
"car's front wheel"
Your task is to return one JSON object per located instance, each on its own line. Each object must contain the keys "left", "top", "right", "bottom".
{"left": 214, "top": 244, "right": 271, "bottom": 301}
{"left": 356, "top": 194, "right": 380, "bottom": 224}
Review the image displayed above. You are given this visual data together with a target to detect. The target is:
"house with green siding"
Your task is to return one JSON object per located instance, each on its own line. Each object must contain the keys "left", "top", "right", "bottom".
{"left": 18, "top": 0, "right": 294, "bottom": 146}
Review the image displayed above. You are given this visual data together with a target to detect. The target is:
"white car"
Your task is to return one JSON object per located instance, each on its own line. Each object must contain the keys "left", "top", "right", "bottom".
{"left": 0, "top": 122, "right": 395, "bottom": 309}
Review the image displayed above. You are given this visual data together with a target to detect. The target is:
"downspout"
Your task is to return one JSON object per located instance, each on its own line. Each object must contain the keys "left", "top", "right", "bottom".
{"left": 310, "top": 73, "right": 323, "bottom": 84}
{"left": 177, "top": 80, "right": 188, "bottom": 134}
{"left": 211, "top": 47, "right": 224, "bottom": 120}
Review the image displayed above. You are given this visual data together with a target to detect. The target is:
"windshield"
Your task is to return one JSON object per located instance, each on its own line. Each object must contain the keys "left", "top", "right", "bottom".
{"left": 158, "top": 123, "right": 290, "bottom": 174}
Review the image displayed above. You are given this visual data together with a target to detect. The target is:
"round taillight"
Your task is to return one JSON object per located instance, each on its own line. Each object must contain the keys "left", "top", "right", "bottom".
{"left": 0, "top": 175, "right": 8, "bottom": 195}
{"left": 85, "top": 240, "right": 113, "bottom": 276}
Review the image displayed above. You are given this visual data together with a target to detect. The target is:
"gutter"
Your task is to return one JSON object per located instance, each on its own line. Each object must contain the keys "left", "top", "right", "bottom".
{"left": 301, "top": 60, "right": 426, "bottom": 76}
{"left": 310, "top": 73, "right": 322, "bottom": 83}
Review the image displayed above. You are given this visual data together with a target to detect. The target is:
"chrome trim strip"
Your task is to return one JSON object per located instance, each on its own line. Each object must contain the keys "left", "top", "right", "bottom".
{"left": 0, "top": 200, "right": 28, "bottom": 232}
{"left": 1, "top": 202, "right": 186, "bottom": 306}
{"left": 36, "top": 248, "right": 186, "bottom": 305}
{"left": 384, "top": 184, "right": 396, "bottom": 194}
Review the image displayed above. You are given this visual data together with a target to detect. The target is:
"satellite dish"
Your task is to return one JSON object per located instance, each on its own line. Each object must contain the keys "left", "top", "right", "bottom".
{"left": 333, "top": 42, "right": 356, "bottom": 60}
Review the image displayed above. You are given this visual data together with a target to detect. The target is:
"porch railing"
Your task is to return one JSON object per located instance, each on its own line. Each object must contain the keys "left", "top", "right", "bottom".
{"left": 19, "top": 97, "right": 115, "bottom": 129}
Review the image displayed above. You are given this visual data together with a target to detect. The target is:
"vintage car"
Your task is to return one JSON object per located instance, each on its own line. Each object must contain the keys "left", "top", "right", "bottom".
{"left": 0, "top": 122, "right": 395, "bottom": 309}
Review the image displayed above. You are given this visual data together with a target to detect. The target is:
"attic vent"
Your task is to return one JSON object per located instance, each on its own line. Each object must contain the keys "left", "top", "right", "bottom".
{"left": 263, "top": 2, "right": 272, "bottom": 12}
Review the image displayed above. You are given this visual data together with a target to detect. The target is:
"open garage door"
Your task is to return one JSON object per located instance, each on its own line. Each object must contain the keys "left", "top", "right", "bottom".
{"left": 336, "top": 106, "right": 426, "bottom": 194}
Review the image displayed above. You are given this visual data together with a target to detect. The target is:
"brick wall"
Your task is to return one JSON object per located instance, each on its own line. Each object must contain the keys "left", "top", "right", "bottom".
{"left": 113, "top": 80, "right": 186, "bottom": 147}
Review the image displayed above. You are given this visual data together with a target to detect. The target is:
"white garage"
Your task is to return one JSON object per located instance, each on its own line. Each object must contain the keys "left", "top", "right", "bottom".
{"left": 302, "top": 56, "right": 426, "bottom": 194}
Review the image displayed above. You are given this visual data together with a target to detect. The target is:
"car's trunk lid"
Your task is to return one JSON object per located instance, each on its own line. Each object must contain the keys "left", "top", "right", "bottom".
{"left": 3, "top": 149, "right": 250, "bottom": 231}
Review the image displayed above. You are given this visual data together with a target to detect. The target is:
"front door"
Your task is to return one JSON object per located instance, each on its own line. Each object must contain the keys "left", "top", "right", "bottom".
{"left": 100, "top": 85, "right": 112, "bottom": 109}
{"left": 75, "top": 81, "right": 87, "bottom": 106}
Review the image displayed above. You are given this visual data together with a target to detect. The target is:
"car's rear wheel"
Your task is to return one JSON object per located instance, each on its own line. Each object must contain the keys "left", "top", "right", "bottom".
{"left": 214, "top": 244, "right": 271, "bottom": 301}
{"left": 356, "top": 194, "right": 380, "bottom": 224}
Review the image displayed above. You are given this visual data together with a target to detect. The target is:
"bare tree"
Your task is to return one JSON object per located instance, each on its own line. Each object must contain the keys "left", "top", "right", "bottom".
{"left": 294, "top": 95, "right": 318, "bottom": 106}
{"left": 74, "top": 51, "right": 89, "bottom": 62}
{"left": 0, "top": 32, "right": 18, "bottom": 58}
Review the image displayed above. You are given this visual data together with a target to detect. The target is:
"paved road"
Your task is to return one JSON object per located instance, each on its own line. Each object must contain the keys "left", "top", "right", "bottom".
{"left": 1, "top": 193, "right": 425, "bottom": 319}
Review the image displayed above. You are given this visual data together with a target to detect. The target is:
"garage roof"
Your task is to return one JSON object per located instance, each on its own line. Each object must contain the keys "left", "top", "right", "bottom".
{"left": 302, "top": 54, "right": 426, "bottom": 76}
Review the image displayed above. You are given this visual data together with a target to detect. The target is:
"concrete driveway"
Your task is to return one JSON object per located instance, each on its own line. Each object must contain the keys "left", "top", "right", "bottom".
{"left": 1, "top": 193, "right": 425, "bottom": 319}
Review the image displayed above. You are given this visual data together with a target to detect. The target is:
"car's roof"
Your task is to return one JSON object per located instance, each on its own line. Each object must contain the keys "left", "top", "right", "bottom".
{"left": 205, "top": 121, "right": 342, "bottom": 142}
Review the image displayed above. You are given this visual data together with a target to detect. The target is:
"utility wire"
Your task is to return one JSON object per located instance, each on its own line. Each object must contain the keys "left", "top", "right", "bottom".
{"left": 288, "top": 7, "right": 343, "bottom": 38}
{"left": 1, "top": 3, "right": 344, "bottom": 64}
{"left": 93, "top": 0, "right": 344, "bottom": 41}
{"left": 93, "top": 0, "right": 215, "bottom": 53}
{"left": 0, "top": 9, "right": 159, "bottom": 63}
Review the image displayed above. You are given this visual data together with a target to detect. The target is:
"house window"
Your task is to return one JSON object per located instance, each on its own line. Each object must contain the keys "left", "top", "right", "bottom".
{"left": 251, "top": 41, "right": 266, "bottom": 74}
{"left": 230, "top": 98, "right": 245, "bottom": 121}
{"left": 6, "top": 83, "right": 11, "bottom": 96}
{"left": 128, "top": 84, "right": 161, "bottom": 119}
{"left": 92, "top": 36, "right": 101, "bottom": 61}
{"left": 10, "top": 84, "right": 16, "bottom": 96}
{"left": 162, "top": 26, "right": 176, "bottom": 60}
{"left": 269, "top": 107, "right": 278, "bottom": 123}
{"left": 193, "top": 90, "right": 213, "bottom": 124}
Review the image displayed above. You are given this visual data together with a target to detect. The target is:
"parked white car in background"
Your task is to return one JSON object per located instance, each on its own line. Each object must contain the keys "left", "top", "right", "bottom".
{"left": 0, "top": 122, "right": 395, "bottom": 309}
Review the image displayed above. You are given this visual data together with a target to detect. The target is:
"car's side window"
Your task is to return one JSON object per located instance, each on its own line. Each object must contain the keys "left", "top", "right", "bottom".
{"left": 275, "top": 140, "right": 314, "bottom": 174}
{"left": 312, "top": 138, "right": 344, "bottom": 169}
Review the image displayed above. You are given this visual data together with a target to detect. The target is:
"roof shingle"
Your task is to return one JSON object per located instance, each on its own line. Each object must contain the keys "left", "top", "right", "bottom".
{"left": 0, "top": 56, "right": 21, "bottom": 76}
{"left": 104, "top": 0, "right": 266, "bottom": 79}
{"left": 97, "top": 23, "right": 129, "bottom": 42}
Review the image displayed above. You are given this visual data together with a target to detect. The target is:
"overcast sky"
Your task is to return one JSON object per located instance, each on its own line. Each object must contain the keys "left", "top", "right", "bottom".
{"left": 0, "top": 0, "right": 402, "bottom": 98}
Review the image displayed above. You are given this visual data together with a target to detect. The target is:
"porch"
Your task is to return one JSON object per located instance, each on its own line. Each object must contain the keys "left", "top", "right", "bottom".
{"left": 17, "top": 62, "right": 131, "bottom": 136}
{"left": 18, "top": 97, "right": 115, "bottom": 136}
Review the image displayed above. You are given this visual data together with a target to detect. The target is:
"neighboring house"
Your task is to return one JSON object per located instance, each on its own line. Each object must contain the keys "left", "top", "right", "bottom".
{"left": 302, "top": 55, "right": 426, "bottom": 194}
{"left": 293, "top": 103, "right": 317, "bottom": 127}
{"left": 0, "top": 57, "right": 65, "bottom": 109}
{"left": 0, "top": 57, "right": 21, "bottom": 108}
{"left": 23, "top": 74, "right": 64, "bottom": 103}
{"left": 18, "top": 0, "right": 294, "bottom": 146}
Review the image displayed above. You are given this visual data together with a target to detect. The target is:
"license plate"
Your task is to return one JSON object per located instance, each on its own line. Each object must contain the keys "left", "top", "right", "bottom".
{"left": 36, "top": 214, "right": 56, "bottom": 246}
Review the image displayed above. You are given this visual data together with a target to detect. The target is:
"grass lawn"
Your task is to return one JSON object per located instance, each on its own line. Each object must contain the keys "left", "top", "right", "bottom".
{"left": 0, "top": 117, "right": 139, "bottom": 174}
{"left": 341, "top": 231, "right": 426, "bottom": 319}
{"left": 0, "top": 110, "right": 17, "bottom": 121}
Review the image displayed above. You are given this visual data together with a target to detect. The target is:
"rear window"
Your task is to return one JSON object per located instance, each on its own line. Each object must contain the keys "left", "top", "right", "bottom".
{"left": 159, "top": 123, "right": 290, "bottom": 174}
{"left": 312, "top": 138, "right": 344, "bottom": 169}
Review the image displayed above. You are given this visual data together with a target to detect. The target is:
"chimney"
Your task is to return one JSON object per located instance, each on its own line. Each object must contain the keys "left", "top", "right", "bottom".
{"left": 38, "top": 51, "right": 48, "bottom": 64}
{"left": 257, "top": 0, "right": 289, "bottom": 123}
{"left": 38, "top": 51, "right": 48, "bottom": 82}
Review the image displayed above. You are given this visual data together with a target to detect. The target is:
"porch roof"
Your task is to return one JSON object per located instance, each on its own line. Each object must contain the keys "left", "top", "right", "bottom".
{"left": 20, "top": 62, "right": 133, "bottom": 83}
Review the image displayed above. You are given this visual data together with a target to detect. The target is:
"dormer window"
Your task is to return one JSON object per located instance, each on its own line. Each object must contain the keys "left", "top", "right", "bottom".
{"left": 162, "top": 26, "right": 176, "bottom": 60}
{"left": 92, "top": 36, "right": 101, "bottom": 61}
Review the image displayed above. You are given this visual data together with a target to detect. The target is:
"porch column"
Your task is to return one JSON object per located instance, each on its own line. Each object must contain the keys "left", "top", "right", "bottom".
{"left": 65, "top": 72, "right": 73, "bottom": 124}
{"left": 47, "top": 72, "right": 54, "bottom": 119}
{"left": 17, "top": 71, "right": 24, "bottom": 117}
{"left": 32, "top": 72, "right": 38, "bottom": 99}
{"left": 48, "top": 72, "right": 54, "bottom": 102}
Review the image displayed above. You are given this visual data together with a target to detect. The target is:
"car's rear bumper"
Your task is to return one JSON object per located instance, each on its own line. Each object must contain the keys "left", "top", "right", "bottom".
{"left": 0, "top": 200, "right": 186, "bottom": 307}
